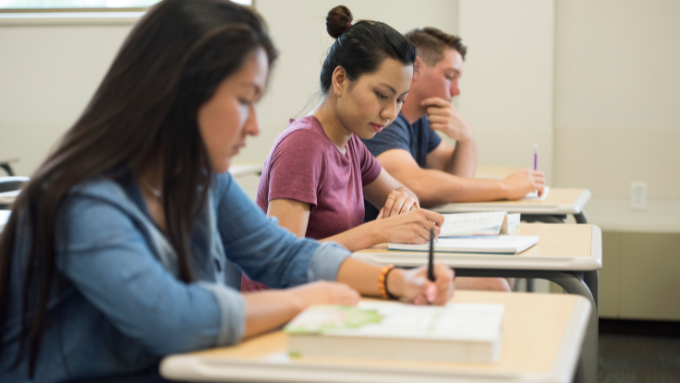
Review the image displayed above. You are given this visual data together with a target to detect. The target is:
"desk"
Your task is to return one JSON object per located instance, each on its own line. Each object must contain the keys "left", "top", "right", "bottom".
{"left": 228, "top": 163, "right": 263, "bottom": 178}
{"left": 433, "top": 188, "right": 592, "bottom": 224}
{"left": 353, "top": 223, "right": 601, "bottom": 383}
{"left": 0, "top": 157, "right": 18, "bottom": 176}
{"left": 470, "top": 166, "right": 591, "bottom": 224}
{"left": 160, "top": 291, "right": 591, "bottom": 383}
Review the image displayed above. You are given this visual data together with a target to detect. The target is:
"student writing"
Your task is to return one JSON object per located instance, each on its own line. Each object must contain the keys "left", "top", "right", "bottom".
{"left": 241, "top": 6, "right": 446, "bottom": 292}
{"left": 0, "top": 2, "right": 454, "bottom": 382}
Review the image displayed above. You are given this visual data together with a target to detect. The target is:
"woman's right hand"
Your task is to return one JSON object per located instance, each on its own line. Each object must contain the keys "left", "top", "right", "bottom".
{"left": 373, "top": 208, "right": 444, "bottom": 244}
{"left": 289, "top": 281, "right": 361, "bottom": 310}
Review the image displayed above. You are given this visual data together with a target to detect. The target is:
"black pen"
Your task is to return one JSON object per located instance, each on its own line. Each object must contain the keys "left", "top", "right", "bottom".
{"left": 428, "top": 228, "right": 435, "bottom": 282}
{"left": 427, "top": 228, "right": 435, "bottom": 305}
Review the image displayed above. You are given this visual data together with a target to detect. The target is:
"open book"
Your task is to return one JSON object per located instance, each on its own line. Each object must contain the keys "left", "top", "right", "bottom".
{"left": 285, "top": 300, "right": 504, "bottom": 363}
{"left": 440, "top": 212, "right": 520, "bottom": 237}
{"left": 388, "top": 235, "right": 539, "bottom": 254}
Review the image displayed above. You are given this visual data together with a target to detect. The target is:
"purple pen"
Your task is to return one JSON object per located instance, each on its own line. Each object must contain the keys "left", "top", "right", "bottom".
{"left": 534, "top": 144, "right": 538, "bottom": 171}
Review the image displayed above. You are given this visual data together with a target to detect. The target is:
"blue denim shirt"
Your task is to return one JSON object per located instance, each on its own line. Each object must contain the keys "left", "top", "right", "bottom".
{"left": 1, "top": 171, "right": 349, "bottom": 382}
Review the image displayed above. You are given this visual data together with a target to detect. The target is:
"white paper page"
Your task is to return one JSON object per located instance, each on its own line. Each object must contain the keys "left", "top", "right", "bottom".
{"left": 441, "top": 212, "right": 506, "bottom": 236}
{"left": 0, "top": 210, "right": 10, "bottom": 233}
{"left": 388, "top": 235, "right": 539, "bottom": 254}
{"left": 507, "top": 214, "right": 521, "bottom": 233}
{"left": 524, "top": 186, "right": 549, "bottom": 200}
{"left": 435, "top": 236, "right": 536, "bottom": 249}
{"left": 344, "top": 301, "right": 505, "bottom": 342}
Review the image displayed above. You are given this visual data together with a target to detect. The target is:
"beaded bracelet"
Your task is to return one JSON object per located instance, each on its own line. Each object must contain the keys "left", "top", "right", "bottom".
{"left": 378, "top": 265, "right": 397, "bottom": 300}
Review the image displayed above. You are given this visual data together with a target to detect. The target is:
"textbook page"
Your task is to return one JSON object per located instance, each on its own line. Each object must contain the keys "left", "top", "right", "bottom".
{"left": 440, "top": 212, "right": 508, "bottom": 236}
{"left": 286, "top": 301, "right": 504, "bottom": 342}
{"left": 286, "top": 301, "right": 505, "bottom": 363}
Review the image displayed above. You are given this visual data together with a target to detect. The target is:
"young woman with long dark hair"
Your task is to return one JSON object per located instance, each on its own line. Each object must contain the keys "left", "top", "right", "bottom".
{"left": 0, "top": 1, "right": 454, "bottom": 381}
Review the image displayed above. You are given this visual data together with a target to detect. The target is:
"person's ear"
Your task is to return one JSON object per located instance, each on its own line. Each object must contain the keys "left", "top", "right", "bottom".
{"left": 332, "top": 66, "right": 348, "bottom": 97}
{"left": 412, "top": 56, "right": 425, "bottom": 82}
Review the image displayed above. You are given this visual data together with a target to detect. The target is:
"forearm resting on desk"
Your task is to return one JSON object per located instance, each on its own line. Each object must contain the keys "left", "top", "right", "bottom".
{"left": 377, "top": 151, "right": 544, "bottom": 207}
{"left": 243, "top": 282, "right": 360, "bottom": 339}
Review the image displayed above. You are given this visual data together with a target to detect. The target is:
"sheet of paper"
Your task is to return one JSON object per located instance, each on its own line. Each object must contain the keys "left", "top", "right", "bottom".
{"left": 524, "top": 186, "right": 549, "bottom": 201}
{"left": 441, "top": 212, "right": 506, "bottom": 236}
{"left": 388, "top": 235, "right": 539, "bottom": 254}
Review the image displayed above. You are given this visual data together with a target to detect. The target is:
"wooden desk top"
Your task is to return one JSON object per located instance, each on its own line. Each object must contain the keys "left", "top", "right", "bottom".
{"left": 433, "top": 188, "right": 591, "bottom": 215}
{"left": 353, "top": 224, "right": 602, "bottom": 271}
{"left": 160, "top": 291, "right": 591, "bottom": 383}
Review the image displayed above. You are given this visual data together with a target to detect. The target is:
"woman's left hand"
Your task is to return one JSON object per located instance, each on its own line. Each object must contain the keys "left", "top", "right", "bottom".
{"left": 379, "top": 188, "right": 419, "bottom": 219}
{"left": 386, "top": 264, "right": 454, "bottom": 305}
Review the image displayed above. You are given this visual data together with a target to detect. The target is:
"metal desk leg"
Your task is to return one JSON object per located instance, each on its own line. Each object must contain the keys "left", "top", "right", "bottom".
{"left": 454, "top": 269, "right": 597, "bottom": 383}
{"left": 548, "top": 272, "right": 597, "bottom": 383}
{"left": 582, "top": 271, "right": 599, "bottom": 309}
{"left": 574, "top": 211, "right": 589, "bottom": 224}
{"left": 521, "top": 214, "right": 566, "bottom": 224}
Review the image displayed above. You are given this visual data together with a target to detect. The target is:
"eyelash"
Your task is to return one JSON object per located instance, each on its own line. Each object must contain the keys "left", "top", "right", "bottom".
{"left": 239, "top": 98, "right": 252, "bottom": 106}
{"left": 375, "top": 92, "right": 405, "bottom": 104}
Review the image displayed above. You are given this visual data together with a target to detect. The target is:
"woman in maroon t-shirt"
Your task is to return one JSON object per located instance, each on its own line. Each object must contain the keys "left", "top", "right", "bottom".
{"left": 243, "top": 6, "right": 446, "bottom": 291}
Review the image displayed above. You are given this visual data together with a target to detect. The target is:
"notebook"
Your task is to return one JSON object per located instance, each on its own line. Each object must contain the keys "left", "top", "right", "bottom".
{"left": 388, "top": 235, "right": 539, "bottom": 255}
{"left": 285, "top": 300, "right": 504, "bottom": 363}
{"left": 440, "top": 212, "right": 521, "bottom": 237}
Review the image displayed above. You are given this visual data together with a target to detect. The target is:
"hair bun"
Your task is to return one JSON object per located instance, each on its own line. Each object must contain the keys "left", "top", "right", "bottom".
{"left": 326, "top": 5, "right": 353, "bottom": 39}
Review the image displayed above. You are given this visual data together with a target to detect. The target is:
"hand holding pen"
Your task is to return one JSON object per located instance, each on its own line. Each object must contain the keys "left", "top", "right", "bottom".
{"left": 386, "top": 231, "right": 455, "bottom": 306}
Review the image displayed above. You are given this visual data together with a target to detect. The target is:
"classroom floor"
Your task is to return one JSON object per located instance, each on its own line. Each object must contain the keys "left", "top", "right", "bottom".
{"left": 599, "top": 319, "right": 680, "bottom": 382}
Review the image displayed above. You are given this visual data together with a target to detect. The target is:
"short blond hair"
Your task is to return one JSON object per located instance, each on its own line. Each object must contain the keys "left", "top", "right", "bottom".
{"left": 405, "top": 27, "right": 467, "bottom": 66}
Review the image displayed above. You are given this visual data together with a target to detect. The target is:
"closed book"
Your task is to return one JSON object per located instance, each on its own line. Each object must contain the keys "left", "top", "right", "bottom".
{"left": 285, "top": 301, "right": 504, "bottom": 363}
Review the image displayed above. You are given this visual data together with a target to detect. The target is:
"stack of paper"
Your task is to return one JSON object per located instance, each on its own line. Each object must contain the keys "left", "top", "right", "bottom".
{"left": 286, "top": 300, "right": 504, "bottom": 363}
{"left": 388, "top": 235, "right": 538, "bottom": 254}
{"left": 440, "top": 212, "right": 521, "bottom": 237}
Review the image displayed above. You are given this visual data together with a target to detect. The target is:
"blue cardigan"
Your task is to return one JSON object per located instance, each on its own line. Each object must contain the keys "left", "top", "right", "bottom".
{"left": 1, "top": 171, "right": 349, "bottom": 382}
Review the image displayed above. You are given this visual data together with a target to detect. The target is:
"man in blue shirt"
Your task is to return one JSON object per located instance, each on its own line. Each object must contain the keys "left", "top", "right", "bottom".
{"left": 362, "top": 28, "right": 546, "bottom": 291}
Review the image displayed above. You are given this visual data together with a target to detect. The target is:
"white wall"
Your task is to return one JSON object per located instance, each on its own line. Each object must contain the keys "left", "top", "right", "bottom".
{"left": 0, "top": 1, "right": 459, "bottom": 178}
{"left": 2, "top": 0, "right": 678, "bottom": 232}
{"left": 244, "top": 0, "right": 459, "bottom": 164}
{"left": 0, "top": 25, "right": 132, "bottom": 176}
{"left": 457, "top": 0, "right": 555, "bottom": 182}
{"left": 553, "top": 0, "right": 680, "bottom": 231}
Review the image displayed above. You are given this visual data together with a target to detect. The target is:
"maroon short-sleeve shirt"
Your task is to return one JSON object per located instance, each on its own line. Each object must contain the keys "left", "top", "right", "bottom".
{"left": 242, "top": 116, "right": 382, "bottom": 291}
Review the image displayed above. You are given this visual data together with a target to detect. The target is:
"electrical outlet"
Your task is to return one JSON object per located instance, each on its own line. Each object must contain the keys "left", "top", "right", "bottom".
{"left": 630, "top": 182, "right": 647, "bottom": 210}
